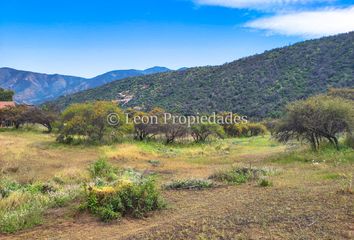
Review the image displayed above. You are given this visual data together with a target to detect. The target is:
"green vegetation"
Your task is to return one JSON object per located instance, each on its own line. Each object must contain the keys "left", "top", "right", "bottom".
{"left": 258, "top": 178, "right": 273, "bottom": 187}
{"left": 0, "top": 88, "right": 14, "bottom": 101}
{"left": 57, "top": 101, "right": 128, "bottom": 144}
{"left": 82, "top": 160, "right": 164, "bottom": 221}
{"left": 270, "top": 144, "right": 354, "bottom": 164}
{"left": 0, "top": 179, "right": 80, "bottom": 233}
{"left": 191, "top": 123, "right": 225, "bottom": 142}
{"left": 163, "top": 179, "right": 215, "bottom": 190}
{"left": 0, "top": 105, "right": 56, "bottom": 132}
{"left": 46, "top": 32, "right": 354, "bottom": 118}
{"left": 209, "top": 167, "right": 272, "bottom": 185}
{"left": 275, "top": 95, "right": 354, "bottom": 150}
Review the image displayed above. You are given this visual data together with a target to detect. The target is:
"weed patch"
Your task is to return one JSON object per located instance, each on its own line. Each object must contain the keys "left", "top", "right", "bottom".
{"left": 209, "top": 167, "right": 273, "bottom": 185}
{"left": 163, "top": 179, "right": 215, "bottom": 190}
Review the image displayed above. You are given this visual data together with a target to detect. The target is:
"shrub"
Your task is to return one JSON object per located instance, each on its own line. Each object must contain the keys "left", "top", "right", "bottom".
{"left": 191, "top": 123, "right": 225, "bottom": 142}
{"left": 0, "top": 181, "right": 81, "bottom": 233}
{"left": 89, "top": 158, "right": 117, "bottom": 181}
{"left": 0, "top": 192, "right": 48, "bottom": 233}
{"left": 163, "top": 179, "right": 215, "bottom": 190}
{"left": 258, "top": 178, "right": 273, "bottom": 187}
{"left": 209, "top": 167, "right": 269, "bottom": 184}
{"left": 224, "top": 124, "right": 248, "bottom": 137}
{"left": 247, "top": 123, "right": 267, "bottom": 136}
{"left": 275, "top": 95, "right": 354, "bottom": 151}
{"left": 57, "top": 101, "right": 127, "bottom": 144}
{"left": 0, "top": 179, "right": 22, "bottom": 198}
{"left": 83, "top": 177, "right": 165, "bottom": 221}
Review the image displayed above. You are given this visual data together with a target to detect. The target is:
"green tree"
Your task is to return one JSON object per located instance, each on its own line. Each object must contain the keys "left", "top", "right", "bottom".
{"left": 191, "top": 123, "right": 224, "bottom": 142}
{"left": 58, "top": 101, "right": 126, "bottom": 143}
{"left": 0, "top": 88, "right": 14, "bottom": 101}
{"left": 275, "top": 95, "right": 354, "bottom": 150}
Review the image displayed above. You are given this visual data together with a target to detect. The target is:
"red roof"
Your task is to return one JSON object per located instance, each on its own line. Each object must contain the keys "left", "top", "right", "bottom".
{"left": 0, "top": 101, "right": 16, "bottom": 109}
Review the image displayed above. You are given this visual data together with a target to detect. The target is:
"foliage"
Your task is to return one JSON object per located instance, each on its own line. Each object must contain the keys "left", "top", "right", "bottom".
{"left": 89, "top": 158, "right": 118, "bottom": 181}
{"left": 0, "top": 88, "right": 14, "bottom": 101}
{"left": 0, "top": 179, "right": 81, "bottom": 233}
{"left": 57, "top": 101, "right": 127, "bottom": 144}
{"left": 247, "top": 123, "right": 267, "bottom": 137}
{"left": 223, "top": 122, "right": 267, "bottom": 138}
{"left": 48, "top": 32, "right": 354, "bottom": 118}
{"left": 191, "top": 123, "right": 224, "bottom": 142}
{"left": 209, "top": 167, "right": 269, "bottom": 184}
{"left": 84, "top": 177, "right": 165, "bottom": 221}
{"left": 128, "top": 107, "right": 164, "bottom": 141}
{"left": 270, "top": 144, "right": 354, "bottom": 164}
{"left": 275, "top": 95, "right": 354, "bottom": 150}
{"left": 161, "top": 123, "right": 189, "bottom": 144}
{"left": 163, "top": 179, "right": 215, "bottom": 190}
{"left": 258, "top": 178, "right": 273, "bottom": 187}
{"left": 0, "top": 105, "right": 56, "bottom": 132}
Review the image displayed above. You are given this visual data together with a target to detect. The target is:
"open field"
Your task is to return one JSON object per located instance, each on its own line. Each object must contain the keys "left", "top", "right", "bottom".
{"left": 0, "top": 129, "right": 353, "bottom": 239}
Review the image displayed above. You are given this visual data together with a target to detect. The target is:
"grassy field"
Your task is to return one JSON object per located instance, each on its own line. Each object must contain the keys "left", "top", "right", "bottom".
{"left": 0, "top": 129, "right": 353, "bottom": 239}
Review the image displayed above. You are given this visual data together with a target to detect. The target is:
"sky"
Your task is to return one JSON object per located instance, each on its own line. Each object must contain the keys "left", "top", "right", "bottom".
{"left": 1, "top": 0, "right": 354, "bottom": 78}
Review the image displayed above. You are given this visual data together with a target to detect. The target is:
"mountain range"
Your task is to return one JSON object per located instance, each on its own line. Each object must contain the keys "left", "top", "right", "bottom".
{"left": 0, "top": 66, "right": 171, "bottom": 104}
{"left": 46, "top": 32, "right": 354, "bottom": 118}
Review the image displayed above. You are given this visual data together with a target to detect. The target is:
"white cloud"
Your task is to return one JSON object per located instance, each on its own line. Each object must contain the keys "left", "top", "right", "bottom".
{"left": 245, "top": 6, "right": 354, "bottom": 37}
{"left": 194, "top": 0, "right": 327, "bottom": 9}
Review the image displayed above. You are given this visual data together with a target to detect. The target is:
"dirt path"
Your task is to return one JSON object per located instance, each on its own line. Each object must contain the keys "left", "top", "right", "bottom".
{"left": 3, "top": 182, "right": 353, "bottom": 240}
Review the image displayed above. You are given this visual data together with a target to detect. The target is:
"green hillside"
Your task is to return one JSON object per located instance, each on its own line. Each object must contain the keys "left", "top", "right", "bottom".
{"left": 47, "top": 32, "right": 354, "bottom": 118}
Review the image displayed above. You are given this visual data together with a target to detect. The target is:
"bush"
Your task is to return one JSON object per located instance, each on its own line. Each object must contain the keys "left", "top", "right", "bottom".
{"left": 224, "top": 124, "right": 248, "bottom": 137}
{"left": 191, "top": 123, "right": 225, "bottom": 142}
{"left": 258, "top": 178, "right": 273, "bottom": 187}
{"left": 84, "top": 177, "right": 165, "bottom": 221}
{"left": 0, "top": 192, "right": 47, "bottom": 233}
{"left": 209, "top": 167, "right": 269, "bottom": 184}
{"left": 89, "top": 158, "right": 117, "bottom": 181}
{"left": 247, "top": 123, "right": 267, "bottom": 137}
{"left": 0, "top": 179, "right": 22, "bottom": 198}
{"left": 163, "top": 179, "right": 215, "bottom": 190}
{"left": 0, "top": 180, "right": 81, "bottom": 233}
{"left": 57, "top": 101, "right": 127, "bottom": 144}
{"left": 275, "top": 95, "right": 354, "bottom": 150}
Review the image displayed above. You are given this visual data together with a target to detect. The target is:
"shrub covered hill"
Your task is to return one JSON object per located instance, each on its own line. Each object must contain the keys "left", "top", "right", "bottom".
{"left": 47, "top": 32, "right": 354, "bottom": 118}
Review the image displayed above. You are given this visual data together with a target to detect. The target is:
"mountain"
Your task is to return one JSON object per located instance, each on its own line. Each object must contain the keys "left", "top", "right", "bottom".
{"left": 47, "top": 32, "right": 354, "bottom": 118}
{"left": 89, "top": 67, "right": 171, "bottom": 88}
{"left": 46, "top": 32, "right": 354, "bottom": 118}
{"left": 0, "top": 66, "right": 171, "bottom": 104}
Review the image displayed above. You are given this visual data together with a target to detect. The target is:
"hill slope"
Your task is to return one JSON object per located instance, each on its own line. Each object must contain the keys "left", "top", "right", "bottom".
{"left": 48, "top": 32, "right": 354, "bottom": 118}
{"left": 0, "top": 67, "right": 171, "bottom": 104}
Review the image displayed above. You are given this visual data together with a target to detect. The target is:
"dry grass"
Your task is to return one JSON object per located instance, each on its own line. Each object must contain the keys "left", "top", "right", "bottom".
{"left": 0, "top": 130, "right": 353, "bottom": 239}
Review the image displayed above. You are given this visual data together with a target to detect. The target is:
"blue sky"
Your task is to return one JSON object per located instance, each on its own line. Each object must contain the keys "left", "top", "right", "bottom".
{"left": 1, "top": 0, "right": 353, "bottom": 77}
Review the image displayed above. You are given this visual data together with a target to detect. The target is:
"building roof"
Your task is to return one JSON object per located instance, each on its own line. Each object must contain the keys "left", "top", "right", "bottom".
{"left": 0, "top": 101, "right": 16, "bottom": 109}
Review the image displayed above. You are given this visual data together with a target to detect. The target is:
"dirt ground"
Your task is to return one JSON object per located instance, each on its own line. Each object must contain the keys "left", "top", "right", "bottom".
{"left": 2, "top": 180, "right": 353, "bottom": 240}
{"left": 0, "top": 131, "right": 353, "bottom": 239}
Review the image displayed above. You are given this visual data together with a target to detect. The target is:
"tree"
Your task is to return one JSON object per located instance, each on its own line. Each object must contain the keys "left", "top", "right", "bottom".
{"left": 0, "top": 105, "right": 57, "bottom": 132}
{"left": 275, "top": 95, "right": 354, "bottom": 150}
{"left": 247, "top": 123, "right": 267, "bottom": 137}
{"left": 161, "top": 123, "right": 189, "bottom": 144}
{"left": 21, "top": 107, "right": 57, "bottom": 132}
{"left": 0, "top": 88, "right": 14, "bottom": 101}
{"left": 129, "top": 108, "right": 164, "bottom": 141}
{"left": 58, "top": 101, "right": 126, "bottom": 143}
{"left": 0, "top": 105, "right": 27, "bottom": 128}
{"left": 191, "top": 123, "right": 225, "bottom": 142}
